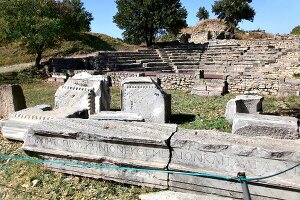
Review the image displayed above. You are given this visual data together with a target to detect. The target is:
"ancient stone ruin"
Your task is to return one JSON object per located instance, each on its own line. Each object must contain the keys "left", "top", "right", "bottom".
{"left": 121, "top": 77, "right": 171, "bottom": 123}
{"left": 46, "top": 35, "right": 300, "bottom": 97}
{"left": 0, "top": 71, "right": 299, "bottom": 199}
{"left": 22, "top": 119, "right": 300, "bottom": 199}
{"left": 2, "top": 105, "right": 88, "bottom": 141}
{"left": 55, "top": 72, "right": 111, "bottom": 114}
{"left": 0, "top": 84, "right": 26, "bottom": 119}
{"left": 225, "top": 94, "right": 264, "bottom": 123}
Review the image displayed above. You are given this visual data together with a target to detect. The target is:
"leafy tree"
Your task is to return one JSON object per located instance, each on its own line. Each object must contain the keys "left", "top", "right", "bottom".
{"left": 58, "top": 0, "right": 93, "bottom": 38}
{"left": 196, "top": 6, "right": 209, "bottom": 21}
{"left": 291, "top": 26, "right": 300, "bottom": 35}
{"left": 113, "top": 0, "right": 187, "bottom": 46}
{"left": 0, "top": 0, "right": 93, "bottom": 67}
{"left": 212, "top": 0, "right": 255, "bottom": 27}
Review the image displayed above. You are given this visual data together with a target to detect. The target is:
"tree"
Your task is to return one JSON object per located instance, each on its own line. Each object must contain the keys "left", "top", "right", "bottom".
{"left": 291, "top": 26, "right": 300, "bottom": 35}
{"left": 196, "top": 6, "right": 209, "bottom": 21}
{"left": 0, "top": 0, "right": 93, "bottom": 67}
{"left": 212, "top": 0, "right": 255, "bottom": 27}
{"left": 113, "top": 0, "right": 187, "bottom": 46}
{"left": 58, "top": 0, "right": 93, "bottom": 38}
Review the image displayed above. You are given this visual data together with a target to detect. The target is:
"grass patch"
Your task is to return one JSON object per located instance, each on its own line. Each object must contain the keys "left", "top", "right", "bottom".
{"left": 293, "top": 73, "right": 300, "bottom": 79}
{"left": 0, "top": 140, "right": 155, "bottom": 200}
{"left": 0, "top": 32, "right": 136, "bottom": 67}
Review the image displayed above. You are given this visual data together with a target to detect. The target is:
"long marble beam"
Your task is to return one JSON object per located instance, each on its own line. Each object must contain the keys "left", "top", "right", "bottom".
{"left": 23, "top": 119, "right": 300, "bottom": 199}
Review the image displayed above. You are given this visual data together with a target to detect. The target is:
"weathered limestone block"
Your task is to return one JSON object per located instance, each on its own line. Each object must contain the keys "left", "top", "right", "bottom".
{"left": 23, "top": 119, "right": 178, "bottom": 189}
{"left": 121, "top": 77, "right": 171, "bottom": 123}
{"left": 90, "top": 111, "right": 144, "bottom": 122}
{"left": 232, "top": 113, "right": 299, "bottom": 139}
{"left": 225, "top": 95, "right": 263, "bottom": 124}
{"left": 0, "top": 84, "right": 26, "bottom": 119}
{"left": 55, "top": 72, "right": 111, "bottom": 114}
{"left": 1, "top": 106, "right": 88, "bottom": 141}
{"left": 169, "top": 129, "right": 300, "bottom": 199}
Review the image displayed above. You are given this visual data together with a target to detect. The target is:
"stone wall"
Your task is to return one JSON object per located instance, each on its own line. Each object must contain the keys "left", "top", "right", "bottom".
{"left": 107, "top": 72, "right": 195, "bottom": 90}
{"left": 107, "top": 72, "right": 300, "bottom": 96}
{"left": 157, "top": 74, "right": 195, "bottom": 90}
{"left": 228, "top": 75, "right": 280, "bottom": 95}
{"left": 107, "top": 72, "right": 144, "bottom": 87}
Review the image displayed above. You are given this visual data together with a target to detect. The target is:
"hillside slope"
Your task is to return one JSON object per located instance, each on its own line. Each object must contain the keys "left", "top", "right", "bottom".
{"left": 0, "top": 33, "right": 136, "bottom": 67}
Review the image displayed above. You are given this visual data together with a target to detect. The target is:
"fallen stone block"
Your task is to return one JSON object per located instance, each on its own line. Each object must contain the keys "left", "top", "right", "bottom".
{"left": 1, "top": 106, "right": 88, "bottom": 141}
{"left": 232, "top": 113, "right": 299, "bottom": 139}
{"left": 169, "top": 129, "right": 300, "bottom": 199}
{"left": 55, "top": 72, "right": 111, "bottom": 114}
{"left": 0, "top": 84, "right": 26, "bottom": 119}
{"left": 225, "top": 95, "right": 263, "bottom": 124}
{"left": 23, "top": 119, "right": 178, "bottom": 189}
{"left": 121, "top": 77, "right": 171, "bottom": 123}
{"left": 90, "top": 111, "right": 144, "bottom": 122}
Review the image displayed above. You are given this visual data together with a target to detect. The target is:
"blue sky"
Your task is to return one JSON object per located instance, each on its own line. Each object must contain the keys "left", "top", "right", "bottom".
{"left": 82, "top": 0, "right": 300, "bottom": 38}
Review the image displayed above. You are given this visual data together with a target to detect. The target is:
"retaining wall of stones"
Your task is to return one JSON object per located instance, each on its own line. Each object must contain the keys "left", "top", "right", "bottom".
{"left": 107, "top": 71, "right": 300, "bottom": 96}
{"left": 107, "top": 72, "right": 195, "bottom": 90}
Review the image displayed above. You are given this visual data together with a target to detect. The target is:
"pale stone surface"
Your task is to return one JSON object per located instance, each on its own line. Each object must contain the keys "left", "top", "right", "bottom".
{"left": 169, "top": 129, "right": 300, "bottom": 199}
{"left": 232, "top": 113, "right": 299, "bottom": 139}
{"left": 2, "top": 106, "right": 88, "bottom": 141}
{"left": 139, "top": 191, "right": 231, "bottom": 200}
{"left": 55, "top": 72, "right": 111, "bottom": 114}
{"left": 0, "top": 84, "right": 26, "bottom": 119}
{"left": 23, "top": 119, "right": 177, "bottom": 188}
{"left": 121, "top": 77, "right": 171, "bottom": 123}
{"left": 225, "top": 95, "right": 263, "bottom": 124}
{"left": 90, "top": 111, "right": 144, "bottom": 122}
{"left": 0, "top": 120, "right": 5, "bottom": 128}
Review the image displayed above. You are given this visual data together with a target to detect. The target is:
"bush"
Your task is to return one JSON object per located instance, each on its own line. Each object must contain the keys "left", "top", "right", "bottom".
{"left": 291, "top": 26, "right": 300, "bottom": 35}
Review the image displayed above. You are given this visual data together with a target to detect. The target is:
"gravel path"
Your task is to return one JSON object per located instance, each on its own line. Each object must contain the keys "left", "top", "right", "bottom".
{"left": 0, "top": 62, "right": 34, "bottom": 74}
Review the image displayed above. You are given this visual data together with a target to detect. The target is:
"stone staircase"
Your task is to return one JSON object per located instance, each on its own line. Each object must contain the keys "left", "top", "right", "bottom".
{"left": 96, "top": 49, "right": 172, "bottom": 72}
{"left": 159, "top": 44, "right": 206, "bottom": 73}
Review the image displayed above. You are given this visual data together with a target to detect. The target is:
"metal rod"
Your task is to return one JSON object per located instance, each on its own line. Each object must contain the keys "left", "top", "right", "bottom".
{"left": 238, "top": 172, "right": 252, "bottom": 200}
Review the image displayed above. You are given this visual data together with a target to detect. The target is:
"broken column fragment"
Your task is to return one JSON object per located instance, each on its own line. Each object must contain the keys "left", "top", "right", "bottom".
{"left": 23, "top": 119, "right": 177, "bottom": 189}
{"left": 121, "top": 77, "right": 171, "bottom": 123}
{"left": 225, "top": 94, "right": 264, "bottom": 124}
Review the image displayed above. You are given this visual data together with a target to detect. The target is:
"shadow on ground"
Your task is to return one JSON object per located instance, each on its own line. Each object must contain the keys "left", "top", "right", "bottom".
{"left": 78, "top": 33, "right": 116, "bottom": 51}
{"left": 170, "top": 114, "right": 196, "bottom": 124}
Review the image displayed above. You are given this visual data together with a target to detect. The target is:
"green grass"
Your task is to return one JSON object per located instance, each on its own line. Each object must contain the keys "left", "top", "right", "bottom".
{"left": 1, "top": 76, "right": 300, "bottom": 199}
{"left": 293, "top": 73, "right": 300, "bottom": 79}
{"left": 0, "top": 32, "right": 136, "bottom": 67}
{"left": 0, "top": 140, "right": 155, "bottom": 200}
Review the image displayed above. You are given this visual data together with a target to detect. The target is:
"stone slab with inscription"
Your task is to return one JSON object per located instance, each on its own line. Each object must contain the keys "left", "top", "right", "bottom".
{"left": 169, "top": 129, "right": 300, "bottom": 199}
{"left": 0, "top": 84, "right": 26, "bottom": 119}
{"left": 23, "top": 119, "right": 178, "bottom": 188}
{"left": 90, "top": 111, "right": 144, "bottom": 122}
{"left": 121, "top": 77, "right": 171, "bottom": 123}
{"left": 55, "top": 72, "right": 111, "bottom": 114}
{"left": 225, "top": 95, "right": 263, "bottom": 124}
{"left": 2, "top": 106, "right": 88, "bottom": 141}
{"left": 232, "top": 113, "right": 299, "bottom": 139}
